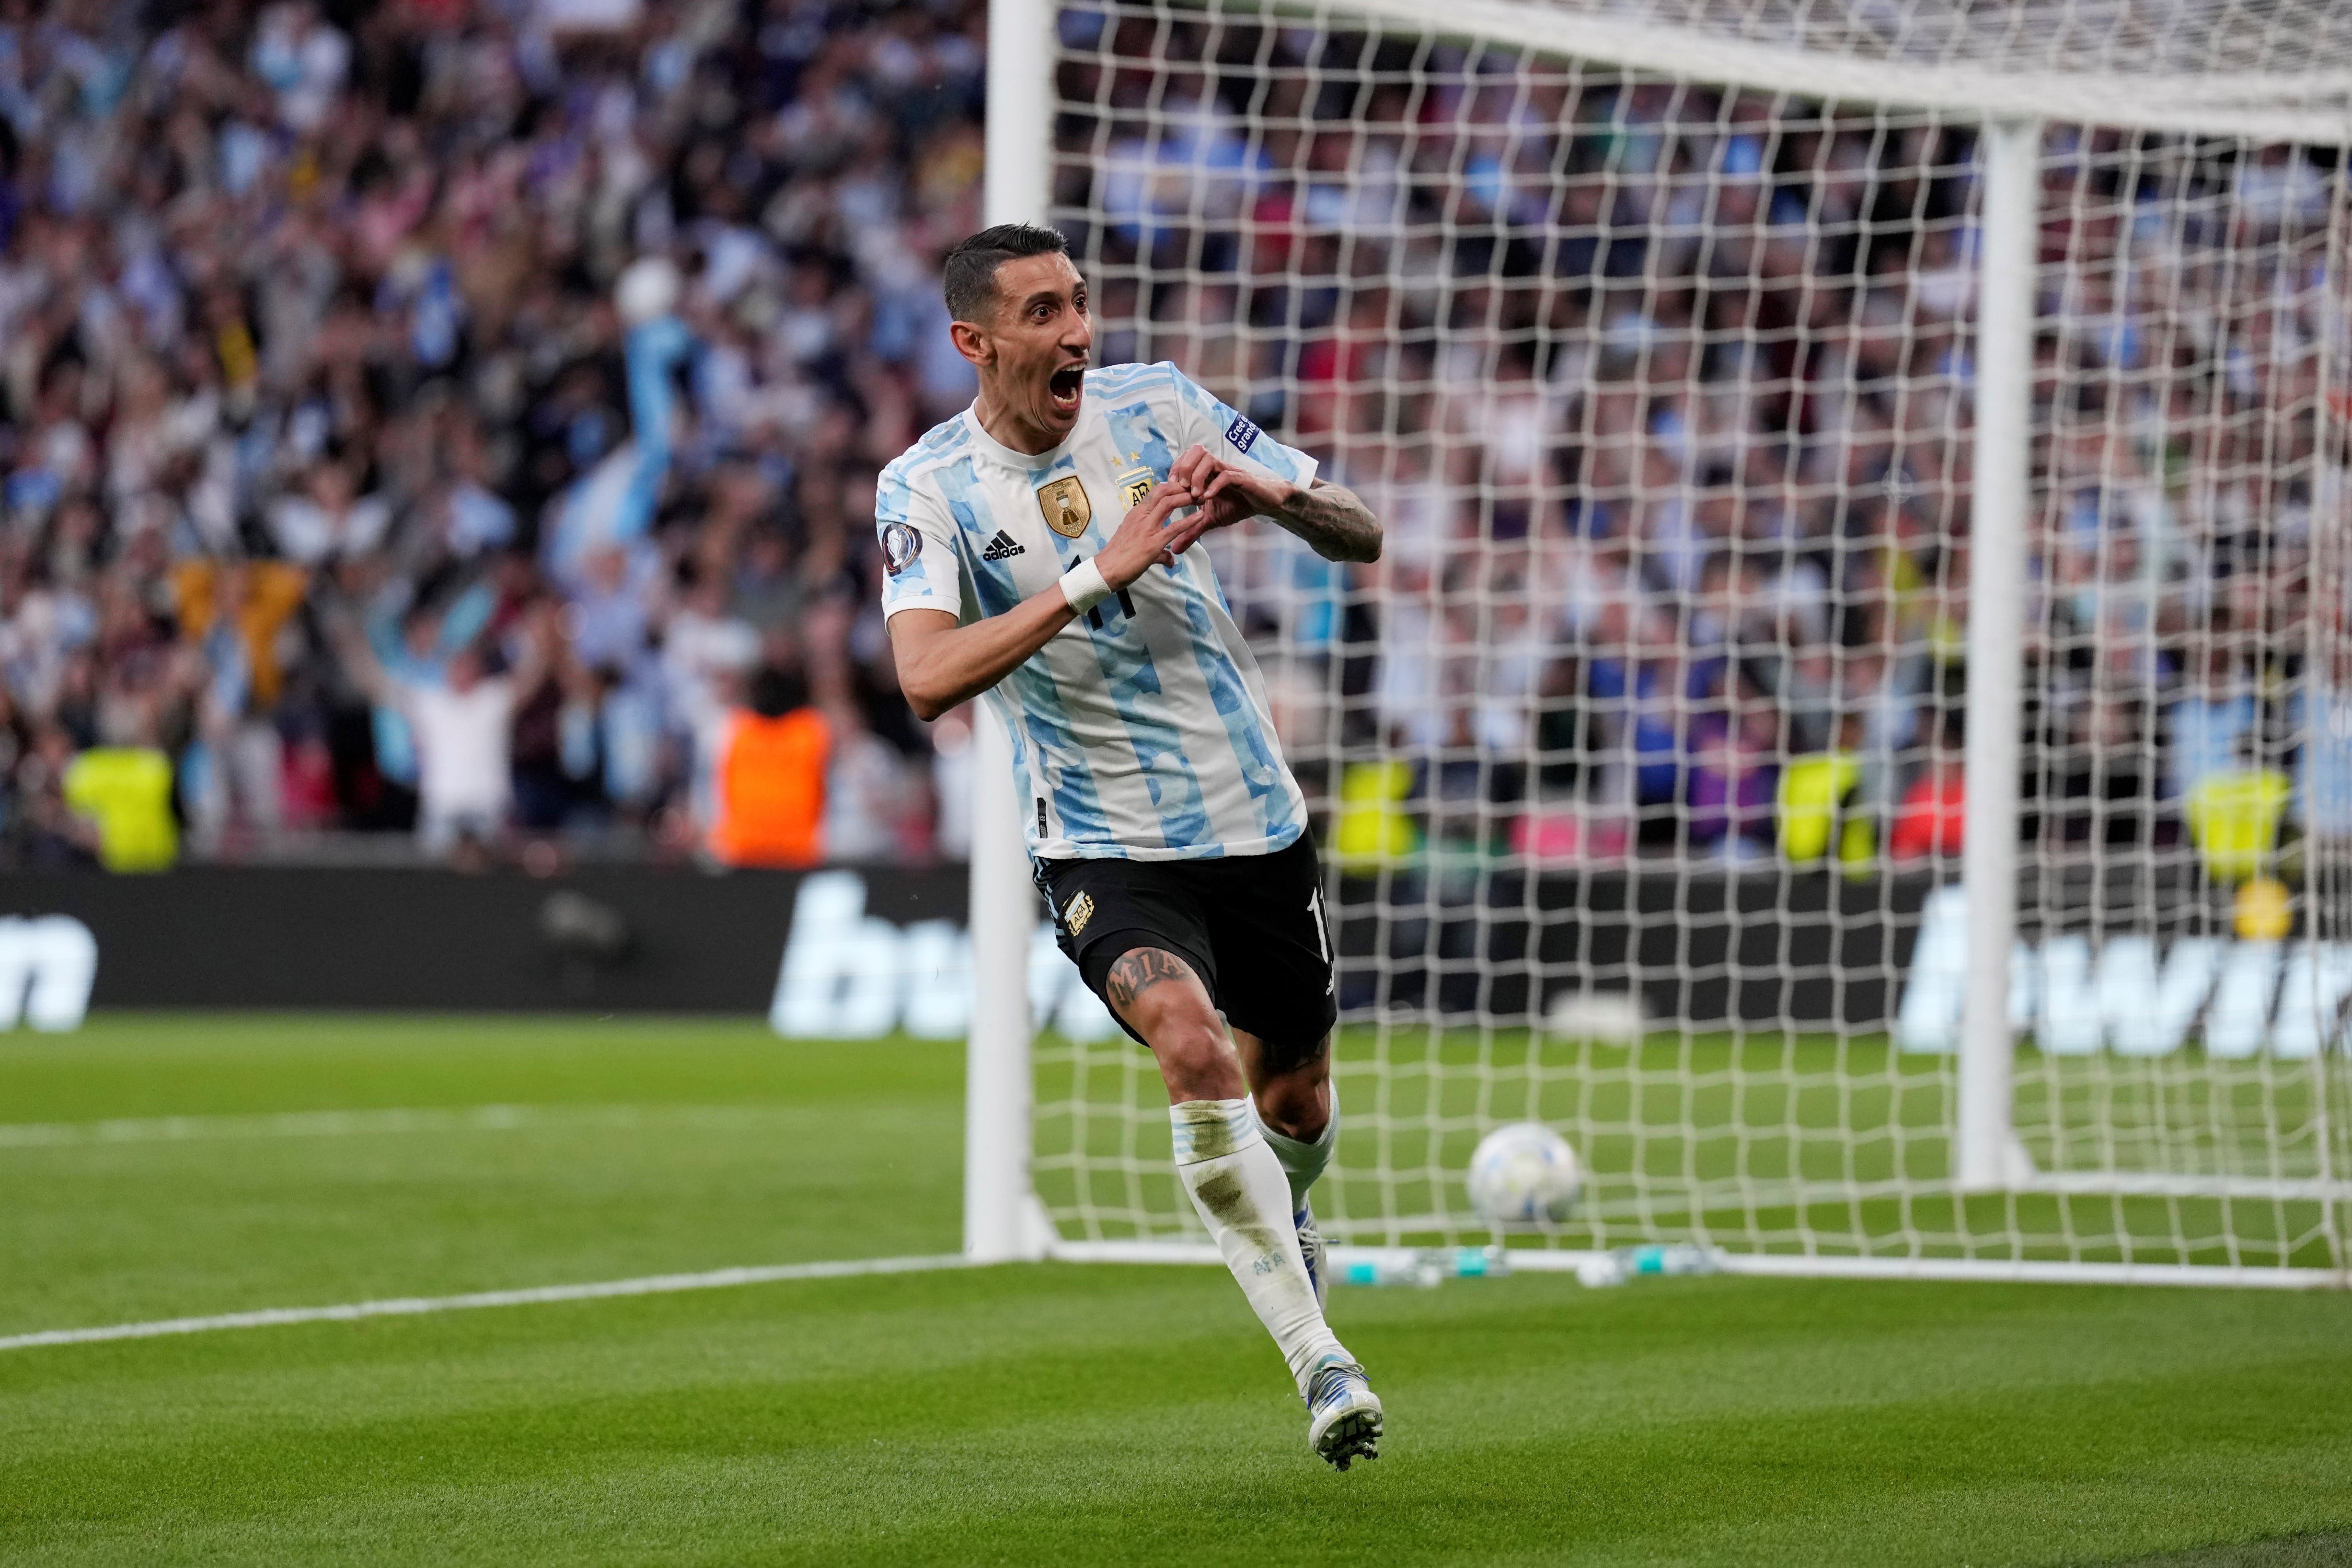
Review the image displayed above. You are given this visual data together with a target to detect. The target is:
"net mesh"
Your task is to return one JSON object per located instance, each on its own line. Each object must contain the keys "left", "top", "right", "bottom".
{"left": 1025, "top": 0, "right": 2352, "bottom": 1273}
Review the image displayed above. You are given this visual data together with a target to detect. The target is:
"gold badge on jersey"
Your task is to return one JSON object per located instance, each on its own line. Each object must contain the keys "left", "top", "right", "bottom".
{"left": 1037, "top": 476, "right": 1093, "bottom": 538}
{"left": 1117, "top": 466, "right": 1155, "bottom": 509}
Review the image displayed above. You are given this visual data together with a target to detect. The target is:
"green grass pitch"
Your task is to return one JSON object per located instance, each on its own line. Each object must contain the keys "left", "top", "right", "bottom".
{"left": 4, "top": 1014, "right": 2351, "bottom": 1566}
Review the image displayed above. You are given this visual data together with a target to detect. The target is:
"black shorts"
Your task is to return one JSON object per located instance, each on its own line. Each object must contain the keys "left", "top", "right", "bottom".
{"left": 1036, "top": 834, "right": 1339, "bottom": 1065}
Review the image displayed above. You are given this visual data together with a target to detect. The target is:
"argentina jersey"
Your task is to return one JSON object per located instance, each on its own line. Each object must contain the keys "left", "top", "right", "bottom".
{"left": 877, "top": 362, "right": 1315, "bottom": 862}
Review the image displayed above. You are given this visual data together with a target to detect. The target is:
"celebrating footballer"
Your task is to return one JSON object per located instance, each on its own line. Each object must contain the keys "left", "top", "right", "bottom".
{"left": 878, "top": 223, "right": 1387, "bottom": 1468}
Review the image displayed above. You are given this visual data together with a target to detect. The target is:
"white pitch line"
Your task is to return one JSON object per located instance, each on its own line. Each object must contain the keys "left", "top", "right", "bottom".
{"left": 0, "top": 1254, "right": 981, "bottom": 1353}
{"left": 0, "top": 1104, "right": 795, "bottom": 1149}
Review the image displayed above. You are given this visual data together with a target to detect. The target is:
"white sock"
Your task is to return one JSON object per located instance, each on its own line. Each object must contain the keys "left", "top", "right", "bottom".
{"left": 1171, "top": 1098, "right": 1350, "bottom": 1394}
{"left": 1250, "top": 1081, "right": 1338, "bottom": 1213}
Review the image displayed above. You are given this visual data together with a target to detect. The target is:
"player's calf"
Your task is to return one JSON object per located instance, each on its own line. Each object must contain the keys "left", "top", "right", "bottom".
{"left": 1168, "top": 1097, "right": 1353, "bottom": 1399}
{"left": 1245, "top": 1065, "right": 1340, "bottom": 1311}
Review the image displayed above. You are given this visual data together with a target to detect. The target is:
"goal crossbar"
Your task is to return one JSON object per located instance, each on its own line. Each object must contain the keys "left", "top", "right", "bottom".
{"left": 1266, "top": 0, "right": 2352, "bottom": 143}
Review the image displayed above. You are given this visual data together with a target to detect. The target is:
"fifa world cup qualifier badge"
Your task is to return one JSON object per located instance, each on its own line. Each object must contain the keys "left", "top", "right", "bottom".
{"left": 880, "top": 521, "right": 921, "bottom": 577}
{"left": 1037, "top": 476, "right": 1093, "bottom": 537}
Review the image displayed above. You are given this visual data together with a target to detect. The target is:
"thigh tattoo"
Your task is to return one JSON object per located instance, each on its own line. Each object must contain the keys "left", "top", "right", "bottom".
{"left": 1105, "top": 948, "right": 1196, "bottom": 1016}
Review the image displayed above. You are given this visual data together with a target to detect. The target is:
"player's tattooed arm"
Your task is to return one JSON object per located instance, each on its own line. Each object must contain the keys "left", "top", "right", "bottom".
{"left": 1268, "top": 479, "right": 1383, "bottom": 565}
{"left": 1169, "top": 444, "right": 1381, "bottom": 564}
{"left": 1105, "top": 948, "right": 1197, "bottom": 1016}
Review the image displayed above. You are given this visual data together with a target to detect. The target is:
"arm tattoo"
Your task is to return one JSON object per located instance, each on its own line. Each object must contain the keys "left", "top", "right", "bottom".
{"left": 1105, "top": 948, "right": 1196, "bottom": 1016}
{"left": 1271, "top": 479, "right": 1383, "bottom": 564}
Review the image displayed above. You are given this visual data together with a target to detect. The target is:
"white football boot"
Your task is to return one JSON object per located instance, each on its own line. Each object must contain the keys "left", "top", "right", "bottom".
{"left": 1305, "top": 1357, "right": 1382, "bottom": 1470}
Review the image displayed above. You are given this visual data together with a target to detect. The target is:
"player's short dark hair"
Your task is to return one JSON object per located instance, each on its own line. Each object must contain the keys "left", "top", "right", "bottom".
{"left": 942, "top": 224, "right": 1070, "bottom": 325}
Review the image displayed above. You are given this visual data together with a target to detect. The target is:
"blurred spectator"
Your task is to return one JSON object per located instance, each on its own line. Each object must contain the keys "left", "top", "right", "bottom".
{"left": 2165, "top": 637, "right": 2256, "bottom": 803}
{"left": 926, "top": 706, "right": 975, "bottom": 862}
{"left": 63, "top": 739, "right": 177, "bottom": 872}
{"left": 1779, "top": 714, "right": 1871, "bottom": 869}
{"left": 172, "top": 559, "right": 308, "bottom": 850}
{"left": 1684, "top": 689, "right": 1778, "bottom": 861}
{"left": 2188, "top": 766, "right": 2292, "bottom": 885}
{"left": 706, "top": 664, "right": 827, "bottom": 869}
{"left": 338, "top": 608, "right": 550, "bottom": 859}
{"left": 1890, "top": 752, "right": 1966, "bottom": 863}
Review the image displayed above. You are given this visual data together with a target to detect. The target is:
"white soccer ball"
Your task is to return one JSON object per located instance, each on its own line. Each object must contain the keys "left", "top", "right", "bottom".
{"left": 615, "top": 256, "right": 681, "bottom": 328}
{"left": 1467, "top": 1122, "right": 1584, "bottom": 1225}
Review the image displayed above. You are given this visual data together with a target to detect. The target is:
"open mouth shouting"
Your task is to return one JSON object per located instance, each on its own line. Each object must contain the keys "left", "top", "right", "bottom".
{"left": 1047, "top": 362, "right": 1087, "bottom": 417}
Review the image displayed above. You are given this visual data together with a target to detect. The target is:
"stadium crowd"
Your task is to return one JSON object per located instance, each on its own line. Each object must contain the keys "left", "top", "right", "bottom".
{"left": 0, "top": 0, "right": 2338, "bottom": 874}
{"left": 0, "top": 0, "right": 987, "bottom": 868}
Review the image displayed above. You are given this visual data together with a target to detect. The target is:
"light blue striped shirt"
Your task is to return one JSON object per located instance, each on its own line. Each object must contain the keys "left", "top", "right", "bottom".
{"left": 878, "top": 363, "right": 1316, "bottom": 861}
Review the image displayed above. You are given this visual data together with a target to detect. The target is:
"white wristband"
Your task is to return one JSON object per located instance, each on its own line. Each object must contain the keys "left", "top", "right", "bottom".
{"left": 1060, "top": 559, "right": 1113, "bottom": 614}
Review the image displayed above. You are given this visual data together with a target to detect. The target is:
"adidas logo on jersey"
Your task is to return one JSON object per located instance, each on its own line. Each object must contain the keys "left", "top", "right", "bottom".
{"left": 981, "top": 531, "right": 1025, "bottom": 561}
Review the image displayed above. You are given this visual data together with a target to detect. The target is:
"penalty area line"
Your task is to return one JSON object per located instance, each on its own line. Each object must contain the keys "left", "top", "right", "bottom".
{"left": 0, "top": 1254, "right": 980, "bottom": 1354}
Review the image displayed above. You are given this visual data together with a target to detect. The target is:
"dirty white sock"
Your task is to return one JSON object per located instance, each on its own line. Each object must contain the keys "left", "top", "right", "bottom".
{"left": 1170, "top": 1097, "right": 1348, "bottom": 1394}
{"left": 1250, "top": 1081, "right": 1338, "bottom": 1212}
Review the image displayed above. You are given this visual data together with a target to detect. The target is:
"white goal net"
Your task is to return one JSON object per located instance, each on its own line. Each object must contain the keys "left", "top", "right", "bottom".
{"left": 1010, "top": 0, "right": 2352, "bottom": 1281}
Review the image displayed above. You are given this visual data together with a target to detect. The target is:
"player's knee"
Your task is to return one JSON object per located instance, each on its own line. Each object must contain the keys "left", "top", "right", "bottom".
{"left": 1156, "top": 1032, "right": 1241, "bottom": 1100}
{"left": 1254, "top": 1063, "right": 1330, "bottom": 1142}
{"left": 1138, "top": 1005, "right": 1239, "bottom": 1099}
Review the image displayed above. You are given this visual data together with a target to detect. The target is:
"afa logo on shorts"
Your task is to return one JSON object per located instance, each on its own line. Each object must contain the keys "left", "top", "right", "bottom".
{"left": 1225, "top": 414, "right": 1261, "bottom": 454}
{"left": 1063, "top": 891, "right": 1096, "bottom": 936}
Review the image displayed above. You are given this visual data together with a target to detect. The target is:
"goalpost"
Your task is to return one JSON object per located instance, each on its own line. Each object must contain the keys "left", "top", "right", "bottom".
{"left": 970, "top": 0, "right": 2352, "bottom": 1285}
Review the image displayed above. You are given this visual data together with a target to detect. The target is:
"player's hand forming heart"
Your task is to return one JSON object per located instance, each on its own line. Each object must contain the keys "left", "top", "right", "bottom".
{"left": 1165, "top": 443, "right": 1293, "bottom": 550}
{"left": 1094, "top": 480, "right": 1200, "bottom": 590}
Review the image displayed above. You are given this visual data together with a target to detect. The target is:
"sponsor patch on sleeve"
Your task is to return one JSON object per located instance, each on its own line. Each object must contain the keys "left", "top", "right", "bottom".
{"left": 881, "top": 521, "right": 921, "bottom": 577}
{"left": 1224, "top": 414, "right": 1260, "bottom": 454}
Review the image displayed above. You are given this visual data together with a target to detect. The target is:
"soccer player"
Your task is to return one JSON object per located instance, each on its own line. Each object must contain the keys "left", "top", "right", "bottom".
{"left": 879, "top": 224, "right": 1387, "bottom": 1468}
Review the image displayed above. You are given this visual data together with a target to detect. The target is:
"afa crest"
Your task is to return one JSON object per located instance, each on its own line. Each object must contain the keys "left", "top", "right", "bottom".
{"left": 1117, "top": 467, "right": 1156, "bottom": 509}
{"left": 1037, "top": 476, "right": 1093, "bottom": 538}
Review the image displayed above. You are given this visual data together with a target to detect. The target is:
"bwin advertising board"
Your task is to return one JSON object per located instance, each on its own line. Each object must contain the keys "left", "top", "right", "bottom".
{"left": 767, "top": 870, "right": 1119, "bottom": 1041}
{"left": 0, "top": 915, "right": 97, "bottom": 1030}
{"left": 1898, "top": 884, "right": 2352, "bottom": 1058}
